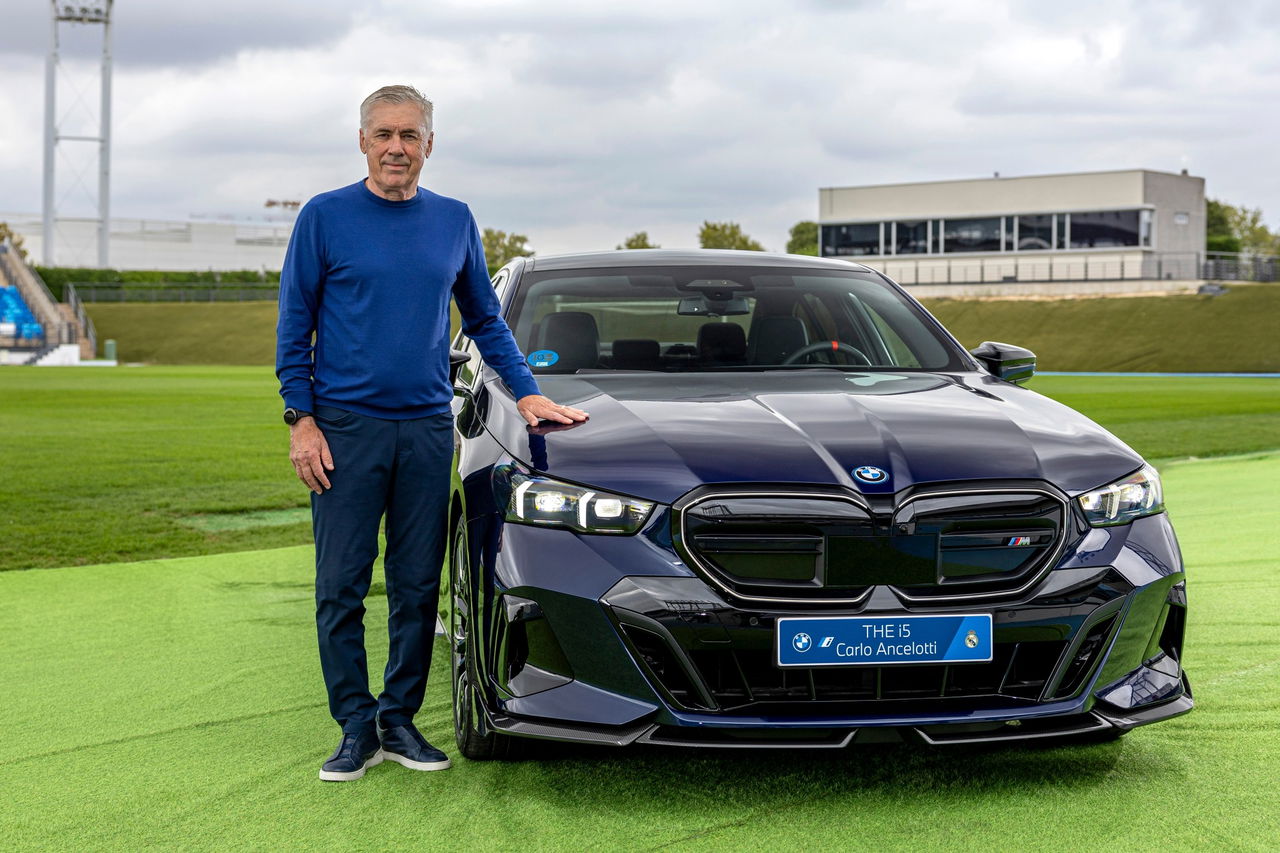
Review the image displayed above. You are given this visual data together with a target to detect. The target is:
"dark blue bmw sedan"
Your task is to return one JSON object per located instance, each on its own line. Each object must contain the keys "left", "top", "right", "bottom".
{"left": 445, "top": 249, "right": 1190, "bottom": 756}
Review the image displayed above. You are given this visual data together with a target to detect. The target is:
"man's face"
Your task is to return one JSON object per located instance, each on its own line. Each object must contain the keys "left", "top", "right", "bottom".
{"left": 359, "top": 102, "right": 434, "bottom": 199}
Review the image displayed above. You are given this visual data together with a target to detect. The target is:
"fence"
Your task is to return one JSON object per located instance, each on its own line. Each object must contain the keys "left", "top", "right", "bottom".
{"left": 58, "top": 249, "right": 1280, "bottom": 301}
{"left": 64, "top": 283, "right": 97, "bottom": 358}
{"left": 838, "top": 251, "right": 1278, "bottom": 286}
{"left": 71, "top": 283, "right": 280, "bottom": 302}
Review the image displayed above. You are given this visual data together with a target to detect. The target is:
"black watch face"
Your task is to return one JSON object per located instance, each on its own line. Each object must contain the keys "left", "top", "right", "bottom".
{"left": 284, "top": 408, "right": 298, "bottom": 424}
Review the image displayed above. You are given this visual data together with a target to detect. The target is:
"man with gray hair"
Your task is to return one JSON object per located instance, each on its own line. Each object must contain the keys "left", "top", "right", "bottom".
{"left": 277, "top": 84, "right": 587, "bottom": 781}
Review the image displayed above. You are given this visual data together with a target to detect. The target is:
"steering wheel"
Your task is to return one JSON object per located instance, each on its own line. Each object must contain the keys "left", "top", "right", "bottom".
{"left": 782, "top": 340, "right": 872, "bottom": 366}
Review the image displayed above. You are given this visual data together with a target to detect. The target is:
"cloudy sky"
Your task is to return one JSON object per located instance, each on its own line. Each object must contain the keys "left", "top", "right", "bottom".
{"left": 1, "top": 0, "right": 1277, "bottom": 254}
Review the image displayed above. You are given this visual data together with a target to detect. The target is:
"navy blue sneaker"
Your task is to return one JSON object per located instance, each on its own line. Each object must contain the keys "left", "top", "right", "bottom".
{"left": 318, "top": 729, "right": 384, "bottom": 782}
{"left": 378, "top": 722, "right": 451, "bottom": 771}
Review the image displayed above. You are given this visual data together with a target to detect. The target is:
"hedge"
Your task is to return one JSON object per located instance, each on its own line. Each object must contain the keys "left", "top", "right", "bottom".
{"left": 34, "top": 267, "right": 281, "bottom": 300}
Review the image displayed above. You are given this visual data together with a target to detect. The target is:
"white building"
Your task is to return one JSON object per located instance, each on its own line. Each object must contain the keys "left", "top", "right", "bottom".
{"left": 0, "top": 212, "right": 293, "bottom": 272}
{"left": 819, "top": 169, "right": 1206, "bottom": 285}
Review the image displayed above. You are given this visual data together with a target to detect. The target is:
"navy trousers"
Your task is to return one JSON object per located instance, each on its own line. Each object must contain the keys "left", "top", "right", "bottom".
{"left": 310, "top": 404, "right": 454, "bottom": 734}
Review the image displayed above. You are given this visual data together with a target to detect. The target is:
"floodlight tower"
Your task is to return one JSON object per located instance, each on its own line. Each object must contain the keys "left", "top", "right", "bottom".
{"left": 42, "top": 1, "right": 114, "bottom": 267}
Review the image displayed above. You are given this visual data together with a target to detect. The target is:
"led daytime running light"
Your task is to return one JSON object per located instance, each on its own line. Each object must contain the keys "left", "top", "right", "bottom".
{"left": 505, "top": 474, "right": 654, "bottom": 535}
{"left": 1076, "top": 465, "right": 1164, "bottom": 527}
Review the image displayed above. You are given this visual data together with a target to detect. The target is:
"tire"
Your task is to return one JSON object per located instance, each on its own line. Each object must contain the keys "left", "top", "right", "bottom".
{"left": 449, "top": 522, "right": 523, "bottom": 761}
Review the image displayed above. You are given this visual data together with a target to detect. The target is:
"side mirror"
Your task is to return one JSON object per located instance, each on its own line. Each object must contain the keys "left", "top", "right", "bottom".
{"left": 449, "top": 348, "right": 472, "bottom": 386}
{"left": 969, "top": 341, "right": 1036, "bottom": 384}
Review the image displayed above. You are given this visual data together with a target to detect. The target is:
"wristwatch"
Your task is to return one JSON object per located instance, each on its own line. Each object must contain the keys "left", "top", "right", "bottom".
{"left": 283, "top": 407, "right": 312, "bottom": 425}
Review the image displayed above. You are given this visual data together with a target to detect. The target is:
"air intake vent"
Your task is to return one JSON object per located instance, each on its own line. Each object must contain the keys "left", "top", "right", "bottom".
{"left": 1051, "top": 614, "right": 1118, "bottom": 699}
{"left": 673, "top": 641, "right": 1067, "bottom": 715}
{"left": 619, "top": 623, "right": 711, "bottom": 710}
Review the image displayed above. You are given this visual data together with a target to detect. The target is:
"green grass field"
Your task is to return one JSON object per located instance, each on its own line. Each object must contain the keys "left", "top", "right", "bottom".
{"left": 1, "top": 452, "right": 1276, "bottom": 850}
{"left": 2, "top": 367, "right": 1278, "bottom": 572}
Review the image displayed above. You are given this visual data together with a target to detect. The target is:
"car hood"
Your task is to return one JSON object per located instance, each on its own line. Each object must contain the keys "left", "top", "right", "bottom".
{"left": 479, "top": 371, "right": 1143, "bottom": 505}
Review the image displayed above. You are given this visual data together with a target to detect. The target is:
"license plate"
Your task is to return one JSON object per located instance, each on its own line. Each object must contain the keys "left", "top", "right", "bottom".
{"left": 776, "top": 614, "right": 993, "bottom": 667}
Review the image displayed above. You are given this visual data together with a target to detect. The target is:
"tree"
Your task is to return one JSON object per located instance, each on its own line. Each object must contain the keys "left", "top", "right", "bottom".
{"left": 1229, "top": 206, "right": 1280, "bottom": 257}
{"left": 699, "top": 221, "right": 764, "bottom": 251}
{"left": 786, "top": 221, "right": 819, "bottom": 256}
{"left": 481, "top": 228, "right": 533, "bottom": 275}
{"left": 1206, "top": 199, "right": 1279, "bottom": 256}
{"left": 616, "top": 231, "right": 659, "bottom": 250}
{"left": 1206, "top": 199, "right": 1241, "bottom": 253}
{"left": 0, "top": 222, "right": 28, "bottom": 260}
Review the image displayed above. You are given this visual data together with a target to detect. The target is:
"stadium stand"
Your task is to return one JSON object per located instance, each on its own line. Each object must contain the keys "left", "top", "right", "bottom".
{"left": 0, "top": 239, "right": 92, "bottom": 365}
{"left": 0, "top": 285, "right": 44, "bottom": 342}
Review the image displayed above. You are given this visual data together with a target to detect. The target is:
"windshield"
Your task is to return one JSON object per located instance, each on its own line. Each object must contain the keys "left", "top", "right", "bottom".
{"left": 503, "top": 265, "right": 967, "bottom": 374}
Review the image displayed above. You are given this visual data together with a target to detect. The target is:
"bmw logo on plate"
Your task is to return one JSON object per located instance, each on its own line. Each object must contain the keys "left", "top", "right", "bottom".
{"left": 853, "top": 465, "right": 888, "bottom": 484}
{"left": 792, "top": 632, "right": 812, "bottom": 653}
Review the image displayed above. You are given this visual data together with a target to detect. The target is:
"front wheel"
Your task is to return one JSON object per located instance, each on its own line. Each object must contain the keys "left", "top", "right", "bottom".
{"left": 448, "top": 521, "right": 523, "bottom": 760}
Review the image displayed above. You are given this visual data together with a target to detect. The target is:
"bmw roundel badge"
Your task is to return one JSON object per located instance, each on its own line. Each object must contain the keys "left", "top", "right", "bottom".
{"left": 792, "top": 632, "right": 812, "bottom": 653}
{"left": 853, "top": 465, "right": 888, "bottom": 484}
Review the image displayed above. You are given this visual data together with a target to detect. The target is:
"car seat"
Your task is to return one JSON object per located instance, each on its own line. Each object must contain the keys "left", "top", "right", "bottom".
{"left": 697, "top": 322, "right": 748, "bottom": 366}
{"left": 611, "top": 338, "right": 662, "bottom": 371}
{"left": 748, "top": 316, "right": 808, "bottom": 364}
{"left": 536, "top": 311, "right": 600, "bottom": 371}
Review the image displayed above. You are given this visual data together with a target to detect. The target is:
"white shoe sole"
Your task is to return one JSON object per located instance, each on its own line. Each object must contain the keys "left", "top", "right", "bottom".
{"left": 318, "top": 748, "right": 384, "bottom": 781}
{"left": 383, "top": 750, "right": 452, "bottom": 771}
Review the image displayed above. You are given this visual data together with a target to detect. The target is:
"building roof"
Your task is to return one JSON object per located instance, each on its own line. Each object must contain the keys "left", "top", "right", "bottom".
{"left": 821, "top": 168, "right": 1199, "bottom": 193}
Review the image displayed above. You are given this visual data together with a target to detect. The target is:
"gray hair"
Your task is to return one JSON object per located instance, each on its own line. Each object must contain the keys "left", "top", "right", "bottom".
{"left": 360, "top": 85, "right": 434, "bottom": 134}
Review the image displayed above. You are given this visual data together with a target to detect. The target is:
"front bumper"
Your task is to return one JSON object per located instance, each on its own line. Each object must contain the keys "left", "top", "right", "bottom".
{"left": 475, "top": 511, "right": 1190, "bottom": 748}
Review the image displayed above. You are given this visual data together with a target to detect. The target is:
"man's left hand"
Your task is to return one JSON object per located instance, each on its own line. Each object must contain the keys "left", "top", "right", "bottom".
{"left": 516, "top": 394, "right": 589, "bottom": 427}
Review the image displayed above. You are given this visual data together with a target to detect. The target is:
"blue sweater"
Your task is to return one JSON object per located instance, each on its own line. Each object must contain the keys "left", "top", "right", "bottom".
{"left": 276, "top": 181, "right": 540, "bottom": 419}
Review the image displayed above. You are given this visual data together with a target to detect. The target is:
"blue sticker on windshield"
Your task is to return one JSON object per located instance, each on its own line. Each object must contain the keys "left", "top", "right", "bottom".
{"left": 528, "top": 349, "right": 559, "bottom": 368}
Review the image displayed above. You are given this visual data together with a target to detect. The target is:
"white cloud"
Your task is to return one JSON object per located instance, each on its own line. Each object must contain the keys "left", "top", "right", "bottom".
{"left": 0, "top": 0, "right": 1277, "bottom": 258}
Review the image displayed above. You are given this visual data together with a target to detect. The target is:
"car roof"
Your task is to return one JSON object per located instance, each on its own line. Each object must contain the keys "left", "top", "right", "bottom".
{"left": 525, "top": 249, "right": 875, "bottom": 274}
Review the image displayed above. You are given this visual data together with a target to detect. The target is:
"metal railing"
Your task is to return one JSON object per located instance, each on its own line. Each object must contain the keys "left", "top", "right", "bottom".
{"left": 70, "top": 282, "right": 279, "bottom": 302}
{"left": 64, "top": 282, "right": 97, "bottom": 358}
{"left": 830, "top": 250, "right": 1278, "bottom": 286}
{"left": 1203, "top": 252, "right": 1279, "bottom": 282}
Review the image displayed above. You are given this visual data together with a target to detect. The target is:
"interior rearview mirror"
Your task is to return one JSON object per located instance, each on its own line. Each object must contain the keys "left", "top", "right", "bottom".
{"left": 677, "top": 295, "right": 751, "bottom": 316}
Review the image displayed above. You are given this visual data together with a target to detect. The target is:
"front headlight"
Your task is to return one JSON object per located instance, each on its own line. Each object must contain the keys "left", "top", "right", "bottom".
{"left": 1076, "top": 464, "right": 1164, "bottom": 526}
{"left": 505, "top": 473, "right": 654, "bottom": 535}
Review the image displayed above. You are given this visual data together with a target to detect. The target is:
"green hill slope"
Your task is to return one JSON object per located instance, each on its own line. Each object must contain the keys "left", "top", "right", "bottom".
{"left": 87, "top": 302, "right": 280, "bottom": 365}
{"left": 922, "top": 283, "right": 1279, "bottom": 372}
{"left": 84, "top": 284, "right": 1280, "bottom": 372}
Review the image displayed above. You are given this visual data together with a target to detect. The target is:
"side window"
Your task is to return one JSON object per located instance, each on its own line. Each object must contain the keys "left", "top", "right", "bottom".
{"left": 453, "top": 272, "right": 507, "bottom": 388}
{"left": 491, "top": 270, "right": 510, "bottom": 302}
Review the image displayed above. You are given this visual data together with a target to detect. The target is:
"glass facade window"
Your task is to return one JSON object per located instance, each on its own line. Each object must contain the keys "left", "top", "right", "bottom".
{"left": 1017, "top": 214, "right": 1054, "bottom": 251}
{"left": 942, "top": 217, "right": 1001, "bottom": 253}
{"left": 894, "top": 220, "right": 929, "bottom": 254}
{"left": 1069, "top": 210, "right": 1141, "bottom": 249}
{"left": 822, "top": 208, "right": 1153, "bottom": 257}
{"left": 822, "top": 223, "right": 881, "bottom": 256}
